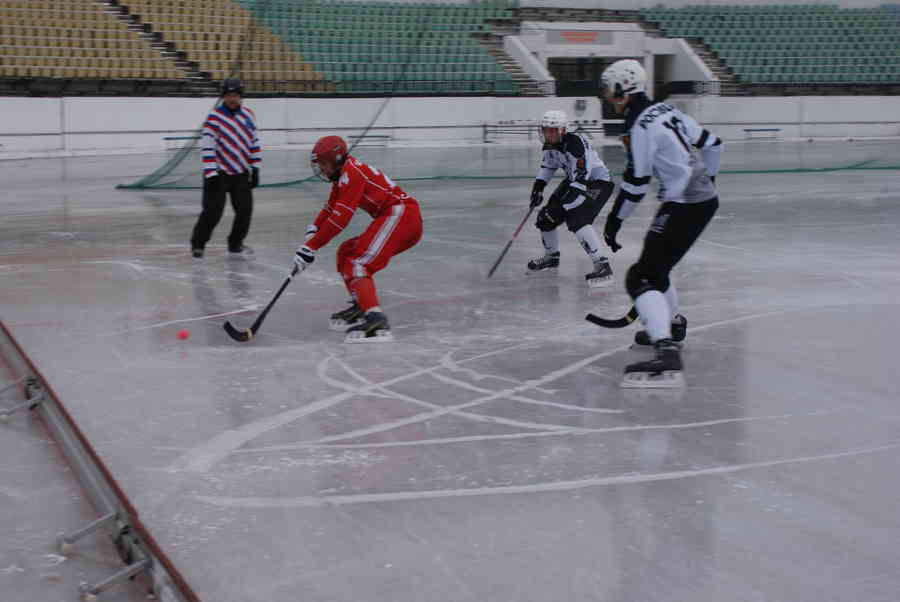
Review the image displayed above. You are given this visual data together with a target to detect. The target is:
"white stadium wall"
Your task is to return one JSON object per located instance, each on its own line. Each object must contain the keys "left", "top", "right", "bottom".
{"left": 1, "top": 95, "right": 899, "bottom": 157}
{"left": 521, "top": 0, "right": 891, "bottom": 8}
{"left": 673, "top": 96, "right": 900, "bottom": 140}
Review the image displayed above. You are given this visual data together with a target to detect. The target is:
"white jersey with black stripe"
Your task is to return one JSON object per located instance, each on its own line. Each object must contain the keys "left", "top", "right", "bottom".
{"left": 620, "top": 98, "right": 722, "bottom": 207}
{"left": 536, "top": 132, "right": 611, "bottom": 187}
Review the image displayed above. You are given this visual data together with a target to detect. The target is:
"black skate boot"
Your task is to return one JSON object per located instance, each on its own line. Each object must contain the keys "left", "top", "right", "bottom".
{"left": 329, "top": 300, "right": 363, "bottom": 331}
{"left": 634, "top": 314, "right": 687, "bottom": 346}
{"left": 527, "top": 251, "right": 560, "bottom": 273}
{"left": 621, "top": 339, "right": 684, "bottom": 388}
{"left": 345, "top": 311, "right": 394, "bottom": 343}
{"left": 228, "top": 244, "right": 253, "bottom": 258}
{"left": 585, "top": 257, "right": 613, "bottom": 288}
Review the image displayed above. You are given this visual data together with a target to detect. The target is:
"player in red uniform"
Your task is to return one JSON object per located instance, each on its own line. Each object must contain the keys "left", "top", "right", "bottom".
{"left": 293, "top": 135, "right": 423, "bottom": 343}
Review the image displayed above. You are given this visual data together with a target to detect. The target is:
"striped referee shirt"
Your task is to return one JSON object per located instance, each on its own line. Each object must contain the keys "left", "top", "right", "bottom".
{"left": 201, "top": 104, "right": 261, "bottom": 178}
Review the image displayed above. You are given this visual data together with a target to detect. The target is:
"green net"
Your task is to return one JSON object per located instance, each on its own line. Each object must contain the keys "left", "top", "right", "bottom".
{"left": 120, "top": 136, "right": 900, "bottom": 191}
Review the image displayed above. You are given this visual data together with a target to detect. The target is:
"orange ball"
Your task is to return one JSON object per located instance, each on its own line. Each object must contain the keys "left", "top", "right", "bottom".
{"left": 176, "top": 329, "right": 190, "bottom": 340}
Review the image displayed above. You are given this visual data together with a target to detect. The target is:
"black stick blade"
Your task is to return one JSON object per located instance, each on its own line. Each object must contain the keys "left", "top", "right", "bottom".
{"left": 223, "top": 321, "right": 254, "bottom": 342}
{"left": 585, "top": 306, "right": 639, "bottom": 329}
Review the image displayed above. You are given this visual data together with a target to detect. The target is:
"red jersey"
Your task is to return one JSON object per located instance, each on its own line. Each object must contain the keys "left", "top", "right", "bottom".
{"left": 306, "top": 156, "right": 416, "bottom": 251}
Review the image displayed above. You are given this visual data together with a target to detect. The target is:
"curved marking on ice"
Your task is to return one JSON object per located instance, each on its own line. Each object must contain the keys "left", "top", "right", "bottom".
{"left": 329, "top": 356, "right": 564, "bottom": 434}
{"left": 233, "top": 408, "right": 849, "bottom": 453}
{"left": 317, "top": 355, "right": 394, "bottom": 400}
{"left": 193, "top": 441, "right": 900, "bottom": 508}
{"left": 439, "top": 350, "right": 557, "bottom": 394}
{"left": 696, "top": 238, "right": 751, "bottom": 252}
{"left": 82, "top": 260, "right": 145, "bottom": 273}
{"left": 426, "top": 367, "right": 622, "bottom": 415}
{"left": 173, "top": 309, "right": 794, "bottom": 473}
{"left": 99, "top": 307, "right": 259, "bottom": 337}
{"left": 170, "top": 342, "right": 535, "bottom": 473}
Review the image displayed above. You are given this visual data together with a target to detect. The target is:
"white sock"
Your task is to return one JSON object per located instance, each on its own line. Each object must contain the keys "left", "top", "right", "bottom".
{"left": 574, "top": 225, "right": 605, "bottom": 262}
{"left": 367, "top": 306, "right": 382, "bottom": 314}
{"left": 635, "top": 290, "right": 671, "bottom": 342}
{"left": 541, "top": 230, "right": 559, "bottom": 254}
{"left": 663, "top": 284, "right": 679, "bottom": 317}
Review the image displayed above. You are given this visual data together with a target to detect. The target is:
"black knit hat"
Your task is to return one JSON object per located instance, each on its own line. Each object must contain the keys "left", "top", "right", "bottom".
{"left": 221, "top": 77, "right": 244, "bottom": 95}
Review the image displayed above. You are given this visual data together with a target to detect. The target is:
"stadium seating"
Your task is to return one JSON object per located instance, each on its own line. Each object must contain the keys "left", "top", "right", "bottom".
{"left": 641, "top": 4, "right": 900, "bottom": 85}
{"left": 0, "top": 0, "right": 518, "bottom": 95}
{"left": 0, "top": 0, "right": 184, "bottom": 80}
{"left": 236, "top": 0, "right": 519, "bottom": 94}
{"left": 122, "top": 0, "right": 327, "bottom": 92}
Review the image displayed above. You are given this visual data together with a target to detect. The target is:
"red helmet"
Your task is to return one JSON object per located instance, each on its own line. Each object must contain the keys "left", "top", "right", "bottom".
{"left": 311, "top": 135, "right": 348, "bottom": 182}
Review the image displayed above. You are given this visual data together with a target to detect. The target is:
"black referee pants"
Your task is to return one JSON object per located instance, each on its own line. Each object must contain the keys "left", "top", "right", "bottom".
{"left": 190, "top": 172, "right": 253, "bottom": 252}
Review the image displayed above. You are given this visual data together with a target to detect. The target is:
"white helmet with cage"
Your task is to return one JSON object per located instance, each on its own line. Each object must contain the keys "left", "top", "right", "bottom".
{"left": 539, "top": 109, "right": 569, "bottom": 143}
{"left": 600, "top": 59, "right": 647, "bottom": 98}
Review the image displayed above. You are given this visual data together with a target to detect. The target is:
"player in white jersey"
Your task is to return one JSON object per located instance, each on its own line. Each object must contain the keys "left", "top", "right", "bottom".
{"left": 527, "top": 110, "right": 616, "bottom": 287}
{"left": 599, "top": 59, "right": 722, "bottom": 387}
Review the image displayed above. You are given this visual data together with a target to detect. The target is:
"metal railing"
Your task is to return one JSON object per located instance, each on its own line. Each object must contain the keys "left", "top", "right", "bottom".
{"left": 0, "top": 321, "right": 200, "bottom": 602}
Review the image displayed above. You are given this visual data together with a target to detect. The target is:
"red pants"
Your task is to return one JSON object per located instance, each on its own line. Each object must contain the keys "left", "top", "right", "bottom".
{"left": 336, "top": 201, "right": 422, "bottom": 311}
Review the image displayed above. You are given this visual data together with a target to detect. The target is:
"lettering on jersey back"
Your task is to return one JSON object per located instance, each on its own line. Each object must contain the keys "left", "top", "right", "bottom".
{"left": 638, "top": 103, "right": 675, "bottom": 129}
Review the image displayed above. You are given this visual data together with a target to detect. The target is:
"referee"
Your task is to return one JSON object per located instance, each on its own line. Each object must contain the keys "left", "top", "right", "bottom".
{"left": 190, "top": 78, "right": 261, "bottom": 258}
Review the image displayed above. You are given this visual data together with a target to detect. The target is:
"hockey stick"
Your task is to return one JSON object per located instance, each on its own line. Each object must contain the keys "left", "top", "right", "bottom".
{"left": 487, "top": 206, "right": 535, "bottom": 278}
{"left": 223, "top": 265, "right": 299, "bottom": 342}
{"left": 585, "top": 305, "right": 638, "bottom": 329}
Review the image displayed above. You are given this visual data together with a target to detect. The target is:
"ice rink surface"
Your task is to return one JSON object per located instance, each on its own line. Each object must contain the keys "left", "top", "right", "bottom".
{"left": 1, "top": 141, "right": 899, "bottom": 602}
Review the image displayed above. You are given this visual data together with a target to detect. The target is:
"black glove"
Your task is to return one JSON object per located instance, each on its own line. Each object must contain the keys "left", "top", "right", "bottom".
{"left": 529, "top": 179, "right": 546, "bottom": 209}
{"left": 604, "top": 214, "right": 623, "bottom": 253}
{"left": 710, "top": 174, "right": 716, "bottom": 185}
{"left": 250, "top": 167, "right": 260, "bottom": 189}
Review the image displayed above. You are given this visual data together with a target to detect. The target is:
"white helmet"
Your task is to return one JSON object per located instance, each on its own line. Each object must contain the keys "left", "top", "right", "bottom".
{"left": 539, "top": 109, "right": 568, "bottom": 143}
{"left": 600, "top": 59, "right": 647, "bottom": 98}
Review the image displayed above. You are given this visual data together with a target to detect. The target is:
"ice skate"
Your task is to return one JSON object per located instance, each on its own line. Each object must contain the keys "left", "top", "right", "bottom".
{"left": 527, "top": 251, "right": 560, "bottom": 273}
{"left": 228, "top": 244, "right": 253, "bottom": 258}
{"left": 585, "top": 257, "right": 613, "bottom": 288}
{"left": 345, "top": 311, "right": 394, "bottom": 343}
{"left": 621, "top": 339, "right": 684, "bottom": 388}
{"left": 329, "top": 300, "right": 363, "bottom": 331}
{"left": 634, "top": 314, "right": 687, "bottom": 347}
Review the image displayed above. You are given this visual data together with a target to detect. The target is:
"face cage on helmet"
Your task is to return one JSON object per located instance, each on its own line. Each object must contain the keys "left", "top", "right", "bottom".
{"left": 311, "top": 155, "right": 343, "bottom": 182}
{"left": 600, "top": 77, "right": 628, "bottom": 100}
{"left": 311, "top": 158, "right": 328, "bottom": 182}
{"left": 538, "top": 125, "right": 565, "bottom": 144}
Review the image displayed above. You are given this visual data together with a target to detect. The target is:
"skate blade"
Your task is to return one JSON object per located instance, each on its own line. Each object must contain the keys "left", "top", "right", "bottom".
{"left": 621, "top": 370, "right": 684, "bottom": 388}
{"left": 329, "top": 318, "right": 361, "bottom": 331}
{"left": 587, "top": 275, "right": 613, "bottom": 289}
{"left": 526, "top": 268, "right": 558, "bottom": 277}
{"left": 344, "top": 330, "right": 395, "bottom": 344}
{"left": 629, "top": 342, "right": 686, "bottom": 351}
{"left": 620, "top": 387, "right": 686, "bottom": 404}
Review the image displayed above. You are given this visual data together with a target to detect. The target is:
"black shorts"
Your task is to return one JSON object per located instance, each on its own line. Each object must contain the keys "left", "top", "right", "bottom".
{"left": 536, "top": 179, "right": 615, "bottom": 232}
{"left": 627, "top": 197, "right": 719, "bottom": 297}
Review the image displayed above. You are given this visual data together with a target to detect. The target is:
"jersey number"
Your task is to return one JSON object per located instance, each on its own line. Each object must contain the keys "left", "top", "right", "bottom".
{"left": 662, "top": 116, "right": 691, "bottom": 153}
{"left": 368, "top": 165, "right": 397, "bottom": 188}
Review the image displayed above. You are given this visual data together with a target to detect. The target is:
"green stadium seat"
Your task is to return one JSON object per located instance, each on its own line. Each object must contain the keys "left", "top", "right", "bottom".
{"left": 648, "top": 2, "right": 900, "bottom": 87}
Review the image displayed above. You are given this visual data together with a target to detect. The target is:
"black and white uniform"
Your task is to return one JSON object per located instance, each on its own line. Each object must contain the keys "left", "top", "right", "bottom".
{"left": 533, "top": 132, "right": 615, "bottom": 259}
{"left": 608, "top": 93, "right": 722, "bottom": 343}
